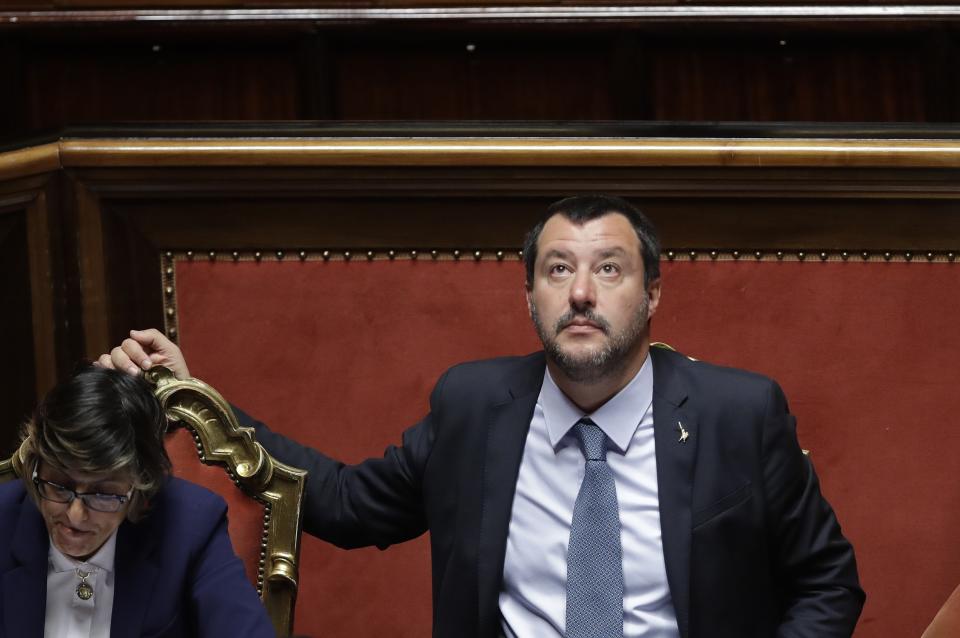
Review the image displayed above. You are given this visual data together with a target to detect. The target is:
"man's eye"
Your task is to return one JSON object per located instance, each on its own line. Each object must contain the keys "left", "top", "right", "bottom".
{"left": 599, "top": 264, "right": 620, "bottom": 275}
{"left": 550, "top": 264, "right": 570, "bottom": 275}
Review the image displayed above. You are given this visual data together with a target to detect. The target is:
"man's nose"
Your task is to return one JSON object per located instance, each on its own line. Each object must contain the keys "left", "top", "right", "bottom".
{"left": 569, "top": 271, "right": 596, "bottom": 309}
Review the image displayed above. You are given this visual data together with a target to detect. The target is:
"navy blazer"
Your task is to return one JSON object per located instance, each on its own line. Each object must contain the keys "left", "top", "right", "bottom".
{"left": 243, "top": 346, "right": 865, "bottom": 638}
{"left": 0, "top": 477, "right": 274, "bottom": 638}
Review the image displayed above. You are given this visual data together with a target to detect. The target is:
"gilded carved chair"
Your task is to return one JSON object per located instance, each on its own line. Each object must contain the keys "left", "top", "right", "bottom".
{"left": 0, "top": 367, "right": 307, "bottom": 637}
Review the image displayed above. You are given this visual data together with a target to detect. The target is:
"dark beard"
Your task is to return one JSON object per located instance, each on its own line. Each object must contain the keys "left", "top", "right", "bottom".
{"left": 531, "top": 299, "right": 648, "bottom": 384}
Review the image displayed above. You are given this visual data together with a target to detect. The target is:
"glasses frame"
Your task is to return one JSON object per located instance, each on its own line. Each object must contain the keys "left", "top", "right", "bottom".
{"left": 31, "top": 463, "right": 134, "bottom": 513}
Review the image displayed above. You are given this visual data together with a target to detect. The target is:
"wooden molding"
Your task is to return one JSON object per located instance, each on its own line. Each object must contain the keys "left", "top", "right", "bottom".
{"left": 49, "top": 137, "right": 960, "bottom": 169}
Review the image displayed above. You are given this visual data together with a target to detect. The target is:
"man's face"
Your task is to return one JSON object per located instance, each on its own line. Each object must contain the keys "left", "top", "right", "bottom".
{"left": 36, "top": 462, "right": 132, "bottom": 561}
{"left": 526, "top": 212, "right": 661, "bottom": 383}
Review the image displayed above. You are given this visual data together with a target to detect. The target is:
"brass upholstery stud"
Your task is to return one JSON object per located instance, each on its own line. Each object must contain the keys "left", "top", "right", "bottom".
{"left": 166, "top": 308, "right": 174, "bottom": 316}
{"left": 496, "top": 251, "right": 504, "bottom": 261}
{"left": 411, "top": 250, "right": 418, "bottom": 260}
{"left": 165, "top": 286, "right": 173, "bottom": 296}
{"left": 453, "top": 250, "right": 461, "bottom": 260}
{"left": 474, "top": 251, "right": 482, "bottom": 261}
{"left": 254, "top": 252, "right": 262, "bottom": 261}
{"left": 276, "top": 251, "right": 284, "bottom": 260}
{"left": 299, "top": 251, "right": 307, "bottom": 260}
{"left": 709, "top": 251, "right": 718, "bottom": 260}
{"left": 688, "top": 251, "right": 697, "bottom": 261}
{"left": 926, "top": 252, "right": 935, "bottom": 261}
{"left": 666, "top": 251, "right": 675, "bottom": 260}
{"left": 165, "top": 251, "right": 173, "bottom": 259}
{"left": 388, "top": 250, "right": 396, "bottom": 260}
{"left": 232, "top": 251, "right": 240, "bottom": 261}
{"left": 904, "top": 252, "right": 913, "bottom": 261}
{"left": 949, "top": 252, "right": 956, "bottom": 261}
{"left": 366, "top": 251, "right": 375, "bottom": 261}
{"left": 208, "top": 251, "right": 216, "bottom": 261}
{"left": 841, "top": 252, "right": 849, "bottom": 261}
{"left": 820, "top": 252, "right": 828, "bottom": 261}
{"left": 732, "top": 250, "right": 740, "bottom": 260}
{"left": 322, "top": 250, "right": 330, "bottom": 261}
{"left": 168, "top": 327, "right": 177, "bottom": 337}
{"left": 754, "top": 251, "right": 762, "bottom": 260}
{"left": 776, "top": 252, "right": 784, "bottom": 261}
{"left": 431, "top": 250, "right": 439, "bottom": 259}
{"left": 862, "top": 251, "right": 870, "bottom": 260}
{"left": 343, "top": 251, "right": 352, "bottom": 261}
{"left": 883, "top": 252, "right": 892, "bottom": 261}
{"left": 798, "top": 251, "right": 806, "bottom": 261}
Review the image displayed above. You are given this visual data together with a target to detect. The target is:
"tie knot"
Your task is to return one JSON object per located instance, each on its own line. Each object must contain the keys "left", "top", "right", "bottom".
{"left": 573, "top": 418, "right": 608, "bottom": 461}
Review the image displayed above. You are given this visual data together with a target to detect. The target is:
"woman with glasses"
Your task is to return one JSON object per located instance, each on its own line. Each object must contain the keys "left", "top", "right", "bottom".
{"left": 0, "top": 365, "right": 274, "bottom": 637}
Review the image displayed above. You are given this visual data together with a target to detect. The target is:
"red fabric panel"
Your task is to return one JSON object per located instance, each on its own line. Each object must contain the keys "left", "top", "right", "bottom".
{"left": 176, "top": 258, "right": 960, "bottom": 638}
{"left": 164, "top": 426, "right": 266, "bottom": 587}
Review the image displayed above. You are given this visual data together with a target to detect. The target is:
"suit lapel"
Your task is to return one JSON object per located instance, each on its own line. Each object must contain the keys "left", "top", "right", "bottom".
{"left": 476, "top": 354, "right": 544, "bottom": 638}
{"left": 651, "top": 348, "right": 698, "bottom": 638}
{"left": 110, "top": 517, "right": 160, "bottom": 636}
{"left": 3, "top": 496, "right": 48, "bottom": 638}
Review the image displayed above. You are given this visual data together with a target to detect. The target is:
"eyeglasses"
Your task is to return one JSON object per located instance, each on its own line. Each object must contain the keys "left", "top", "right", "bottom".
{"left": 32, "top": 466, "right": 133, "bottom": 514}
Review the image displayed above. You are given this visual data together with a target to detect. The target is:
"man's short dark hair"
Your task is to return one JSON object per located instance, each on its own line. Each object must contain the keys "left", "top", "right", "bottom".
{"left": 21, "top": 365, "right": 171, "bottom": 521}
{"left": 522, "top": 194, "right": 661, "bottom": 289}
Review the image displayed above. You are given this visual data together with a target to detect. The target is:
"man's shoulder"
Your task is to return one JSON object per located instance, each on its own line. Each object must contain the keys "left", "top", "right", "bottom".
{"left": 430, "top": 352, "right": 546, "bottom": 406}
{"left": 445, "top": 351, "right": 545, "bottom": 378}
{"left": 654, "top": 345, "right": 783, "bottom": 400}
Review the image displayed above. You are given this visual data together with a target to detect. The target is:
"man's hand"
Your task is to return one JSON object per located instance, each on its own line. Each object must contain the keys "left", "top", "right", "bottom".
{"left": 95, "top": 328, "right": 191, "bottom": 380}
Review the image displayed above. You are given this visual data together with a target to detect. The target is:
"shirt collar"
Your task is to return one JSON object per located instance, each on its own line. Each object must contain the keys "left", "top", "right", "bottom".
{"left": 539, "top": 353, "right": 654, "bottom": 453}
{"left": 48, "top": 529, "right": 119, "bottom": 574}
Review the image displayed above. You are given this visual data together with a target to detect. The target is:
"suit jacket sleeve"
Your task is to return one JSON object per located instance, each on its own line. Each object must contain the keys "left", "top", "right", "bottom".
{"left": 760, "top": 380, "right": 865, "bottom": 637}
{"left": 232, "top": 369, "right": 449, "bottom": 550}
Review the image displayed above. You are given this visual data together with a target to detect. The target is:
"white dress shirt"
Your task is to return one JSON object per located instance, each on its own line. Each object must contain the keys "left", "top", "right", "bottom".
{"left": 45, "top": 532, "right": 118, "bottom": 638}
{"left": 499, "top": 354, "right": 680, "bottom": 637}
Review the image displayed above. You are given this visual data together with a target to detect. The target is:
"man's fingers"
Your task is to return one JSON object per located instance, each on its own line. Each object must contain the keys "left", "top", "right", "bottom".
{"left": 130, "top": 328, "right": 174, "bottom": 352}
{"left": 95, "top": 354, "right": 115, "bottom": 369}
{"left": 121, "top": 337, "right": 153, "bottom": 370}
{"left": 110, "top": 346, "right": 140, "bottom": 376}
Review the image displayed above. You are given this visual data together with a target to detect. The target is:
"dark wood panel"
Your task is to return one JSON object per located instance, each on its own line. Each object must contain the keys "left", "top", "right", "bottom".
{"left": 0, "top": 209, "right": 38, "bottom": 457}
{"left": 21, "top": 38, "right": 305, "bottom": 131}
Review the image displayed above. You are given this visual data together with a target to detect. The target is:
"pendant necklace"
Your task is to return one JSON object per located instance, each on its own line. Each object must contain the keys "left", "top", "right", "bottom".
{"left": 75, "top": 568, "right": 94, "bottom": 601}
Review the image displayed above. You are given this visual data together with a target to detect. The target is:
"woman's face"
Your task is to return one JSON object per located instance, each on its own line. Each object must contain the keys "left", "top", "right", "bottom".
{"left": 35, "top": 462, "right": 133, "bottom": 561}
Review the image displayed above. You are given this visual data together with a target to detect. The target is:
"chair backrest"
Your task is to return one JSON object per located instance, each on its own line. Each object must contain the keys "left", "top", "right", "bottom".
{"left": 0, "top": 368, "right": 307, "bottom": 638}
{"left": 145, "top": 366, "right": 306, "bottom": 637}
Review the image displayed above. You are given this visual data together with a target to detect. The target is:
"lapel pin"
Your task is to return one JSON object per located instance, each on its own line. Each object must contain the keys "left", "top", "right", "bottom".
{"left": 677, "top": 420, "right": 690, "bottom": 443}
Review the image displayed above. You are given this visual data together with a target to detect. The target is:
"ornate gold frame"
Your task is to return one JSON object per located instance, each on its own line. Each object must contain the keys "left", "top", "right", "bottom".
{"left": 144, "top": 366, "right": 306, "bottom": 638}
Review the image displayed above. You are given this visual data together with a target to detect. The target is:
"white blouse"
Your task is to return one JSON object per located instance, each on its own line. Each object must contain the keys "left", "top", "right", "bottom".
{"left": 44, "top": 532, "right": 118, "bottom": 638}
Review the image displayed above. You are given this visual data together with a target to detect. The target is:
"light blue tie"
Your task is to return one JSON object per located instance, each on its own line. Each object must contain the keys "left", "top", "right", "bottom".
{"left": 565, "top": 418, "right": 624, "bottom": 638}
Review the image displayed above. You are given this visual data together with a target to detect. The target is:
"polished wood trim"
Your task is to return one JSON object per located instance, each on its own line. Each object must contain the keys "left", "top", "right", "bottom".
{"left": 73, "top": 180, "right": 110, "bottom": 360}
{"left": 7, "top": 5, "right": 960, "bottom": 25}
{"left": 53, "top": 137, "right": 960, "bottom": 168}
{"left": 0, "top": 143, "right": 59, "bottom": 183}
{"left": 25, "top": 190, "right": 57, "bottom": 398}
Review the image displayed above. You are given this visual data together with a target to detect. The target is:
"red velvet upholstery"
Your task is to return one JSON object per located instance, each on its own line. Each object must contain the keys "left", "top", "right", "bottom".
{"left": 175, "top": 257, "right": 960, "bottom": 638}
{"left": 164, "top": 426, "right": 267, "bottom": 588}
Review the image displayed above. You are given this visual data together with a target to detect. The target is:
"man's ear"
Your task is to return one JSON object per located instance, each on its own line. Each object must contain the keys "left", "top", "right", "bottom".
{"left": 646, "top": 278, "right": 662, "bottom": 319}
{"left": 524, "top": 284, "right": 534, "bottom": 318}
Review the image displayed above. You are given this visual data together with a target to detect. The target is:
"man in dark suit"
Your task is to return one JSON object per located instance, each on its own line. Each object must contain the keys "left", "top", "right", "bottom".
{"left": 102, "top": 195, "right": 864, "bottom": 637}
